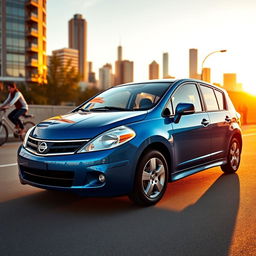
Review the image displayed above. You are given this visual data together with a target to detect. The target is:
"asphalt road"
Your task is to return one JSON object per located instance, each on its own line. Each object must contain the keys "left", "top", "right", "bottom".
{"left": 0, "top": 126, "right": 256, "bottom": 256}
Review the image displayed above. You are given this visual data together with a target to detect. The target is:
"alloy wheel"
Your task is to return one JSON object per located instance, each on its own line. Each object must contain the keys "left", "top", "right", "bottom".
{"left": 230, "top": 141, "right": 240, "bottom": 171}
{"left": 142, "top": 157, "right": 166, "bottom": 199}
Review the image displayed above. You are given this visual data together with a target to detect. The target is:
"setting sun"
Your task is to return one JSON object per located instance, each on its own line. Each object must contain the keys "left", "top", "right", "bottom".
{"left": 242, "top": 81, "right": 256, "bottom": 96}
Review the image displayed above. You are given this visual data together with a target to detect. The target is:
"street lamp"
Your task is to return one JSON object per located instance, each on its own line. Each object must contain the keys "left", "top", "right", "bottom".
{"left": 201, "top": 49, "right": 227, "bottom": 81}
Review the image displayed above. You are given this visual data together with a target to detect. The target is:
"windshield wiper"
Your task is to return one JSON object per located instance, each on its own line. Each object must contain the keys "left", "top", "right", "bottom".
{"left": 90, "top": 106, "right": 130, "bottom": 111}
{"left": 76, "top": 107, "right": 90, "bottom": 112}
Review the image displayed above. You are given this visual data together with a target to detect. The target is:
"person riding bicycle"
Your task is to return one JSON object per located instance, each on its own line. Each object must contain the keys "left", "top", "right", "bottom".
{"left": 0, "top": 82, "right": 28, "bottom": 135}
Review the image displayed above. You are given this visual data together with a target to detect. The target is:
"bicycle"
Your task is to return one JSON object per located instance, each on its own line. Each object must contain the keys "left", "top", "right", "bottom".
{"left": 0, "top": 109, "right": 35, "bottom": 146}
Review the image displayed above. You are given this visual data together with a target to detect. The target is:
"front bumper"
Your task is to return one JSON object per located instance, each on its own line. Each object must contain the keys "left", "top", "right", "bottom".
{"left": 18, "top": 144, "right": 137, "bottom": 197}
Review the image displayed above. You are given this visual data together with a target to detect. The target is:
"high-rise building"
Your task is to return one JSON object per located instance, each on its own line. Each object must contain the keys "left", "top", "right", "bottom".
{"left": 99, "top": 63, "right": 113, "bottom": 90}
{"left": 88, "top": 61, "right": 96, "bottom": 84}
{"left": 122, "top": 60, "right": 133, "bottom": 84}
{"left": 163, "top": 52, "right": 169, "bottom": 78}
{"left": 189, "top": 48, "right": 199, "bottom": 79}
{"left": 52, "top": 48, "right": 78, "bottom": 72}
{"left": 149, "top": 61, "right": 159, "bottom": 80}
{"left": 69, "top": 14, "right": 87, "bottom": 82}
{"left": 115, "top": 45, "right": 122, "bottom": 85}
{"left": 114, "top": 45, "right": 133, "bottom": 85}
{"left": 117, "top": 45, "right": 122, "bottom": 61}
{"left": 0, "top": 0, "right": 47, "bottom": 84}
{"left": 223, "top": 73, "right": 242, "bottom": 92}
{"left": 202, "top": 67, "right": 211, "bottom": 83}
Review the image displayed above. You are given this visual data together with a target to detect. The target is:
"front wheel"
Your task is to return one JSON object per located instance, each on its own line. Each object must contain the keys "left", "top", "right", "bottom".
{"left": 0, "top": 123, "right": 8, "bottom": 146}
{"left": 129, "top": 150, "right": 168, "bottom": 206}
{"left": 221, "top": 137, "right": 241, "bottom": 173}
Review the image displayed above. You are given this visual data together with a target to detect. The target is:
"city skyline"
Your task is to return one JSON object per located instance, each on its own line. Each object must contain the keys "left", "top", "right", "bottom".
{"left": 47, "top": 0, "right": 256, "bottom": 94}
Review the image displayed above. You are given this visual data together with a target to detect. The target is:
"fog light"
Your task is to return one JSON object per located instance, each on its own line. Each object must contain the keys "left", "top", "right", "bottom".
{"left": 99, "top": 174, "right": 106, "bottom": 183}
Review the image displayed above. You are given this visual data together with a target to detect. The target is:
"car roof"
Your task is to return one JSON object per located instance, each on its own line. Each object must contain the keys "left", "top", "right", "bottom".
{"left": 120, "top": 78, "right": 227, "bottom": 93}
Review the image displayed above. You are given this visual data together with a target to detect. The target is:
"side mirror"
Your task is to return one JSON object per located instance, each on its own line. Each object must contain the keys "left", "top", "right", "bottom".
{"left": 162, "top": 108, "right": 171, "bottom": 117}
{"left": 174, "top": 103, "right": 195, "bottom": 123}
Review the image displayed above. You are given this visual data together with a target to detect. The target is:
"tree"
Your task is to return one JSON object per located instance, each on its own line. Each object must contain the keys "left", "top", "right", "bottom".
{"left": 18, "top": 82, "right": 48, "bottom": 105}
{"left": 76, "top": 86, "right": 101, "bottom": 106}
{"left": 46, "top": 53, "right": 81, "bottom": 105}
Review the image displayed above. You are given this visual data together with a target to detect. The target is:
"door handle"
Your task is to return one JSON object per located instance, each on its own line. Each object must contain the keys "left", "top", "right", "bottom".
{"left": 225, "top": 116, "right": 231, "bottom": 123}
{"left": 201, "top": 118, "right": 210, "bottom": 126}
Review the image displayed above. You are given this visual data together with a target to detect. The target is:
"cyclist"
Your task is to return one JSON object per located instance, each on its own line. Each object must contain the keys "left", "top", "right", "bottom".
{"left": 0, "top": 82, "right": 28, "bottom": 135}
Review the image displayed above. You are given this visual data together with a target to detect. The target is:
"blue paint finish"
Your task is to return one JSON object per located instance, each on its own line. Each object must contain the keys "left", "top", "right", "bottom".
{"left": 17, "top": 79, "right": 242, "bottom": 197}
{"left": 32, "top": 111, "right": 147, "bottom": 140}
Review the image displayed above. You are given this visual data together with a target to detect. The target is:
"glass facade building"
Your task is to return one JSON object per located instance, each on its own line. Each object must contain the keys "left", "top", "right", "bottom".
{"left": 0, "top": 0, "right": 47, "bottom": 84}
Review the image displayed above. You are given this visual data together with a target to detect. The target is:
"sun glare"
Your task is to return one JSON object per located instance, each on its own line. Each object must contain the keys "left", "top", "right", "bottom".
{"left": 241, "top": 77, "right": 256, "bottom": 96}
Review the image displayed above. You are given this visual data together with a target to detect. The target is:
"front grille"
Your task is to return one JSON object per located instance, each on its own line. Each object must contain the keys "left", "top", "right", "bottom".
{"left": 25, "top": 136, "right": 89, "bottom": 156}
{"left": 21, "top": 166, "right": 74, "bottom": 187}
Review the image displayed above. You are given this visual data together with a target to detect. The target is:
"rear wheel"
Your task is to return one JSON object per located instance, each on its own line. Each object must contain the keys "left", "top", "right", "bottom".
{"left": 129, "top": 150, "right": 168, "bottom": 206}
{"left": 221, "top": 137, "right": 241, "bottom": 173}
{"left": 0, "top": 123, "right": 8, "bottom": 146}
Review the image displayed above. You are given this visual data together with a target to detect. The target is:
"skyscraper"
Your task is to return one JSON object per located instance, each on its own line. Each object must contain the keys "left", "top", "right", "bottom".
{"left": 114, "top": 45, "right": 133, "bottom": 85}
{"left": 0, "top": 0, "right": 47, "bottom": 84}
{"left": 117, "top": 45, "right": 122, "bottom": 61}
{"left": 163, "top": 52, "right": 169, "bottom": 78}
{"left": 99, "top": 63, "right": 113, "bottom": 90}
{"left": 149, "top": 61, "right": 159, "bottom": 80}
{"left": 88, "top": 61, "right": 96, "bottom": 84}
{"left": 69, "top": 14, "right": 87, "bottom": 82}
{"left": 189, "top": 48, "right": 199, "bottom": 79}
{"left": 52, "top": 48, "right": 78, "bottom": 72}
{"left": 115, "top": 45, "right": 122, "bottom": 85}
{"left": 122, "top": 60, "right": 133, "bottom": 84}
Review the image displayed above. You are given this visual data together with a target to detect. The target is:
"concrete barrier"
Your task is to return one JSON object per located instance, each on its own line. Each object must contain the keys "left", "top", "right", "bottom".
{"left": 2, "top": 105, "right": 74, "bottom": 139}
{"left": 28, "top": 105, "right": 74, "bottom": 124}
{"left": 2, "top": 102, "right": 255, "bottom": 141}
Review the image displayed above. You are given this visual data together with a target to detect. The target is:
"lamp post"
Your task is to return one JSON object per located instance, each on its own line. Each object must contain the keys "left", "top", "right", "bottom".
{"left": 201, "top": 49, "right": 227, "bottom": 81}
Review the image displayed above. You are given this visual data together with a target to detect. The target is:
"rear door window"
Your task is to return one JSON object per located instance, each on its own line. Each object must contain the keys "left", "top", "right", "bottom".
{"left": 200, "top": 85, "right": 219, "bottom": 111}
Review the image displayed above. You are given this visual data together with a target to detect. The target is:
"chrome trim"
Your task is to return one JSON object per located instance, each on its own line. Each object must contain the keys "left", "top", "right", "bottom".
{"left": 177, "top": 150, "right": 223, "bottom": 167}
{"left": 25, "top": 146, "right": 79, "bottom": 156}
{"left": 24, "top": 136, "right": 90, "bottom": 156}
{"left": 27, "top": 136, "right": 89, "bottom": 143}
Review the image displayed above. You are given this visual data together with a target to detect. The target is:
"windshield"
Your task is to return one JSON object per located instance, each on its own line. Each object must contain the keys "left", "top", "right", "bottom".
{"left": 78, "top": 82, "right": 172, "bottom": 111}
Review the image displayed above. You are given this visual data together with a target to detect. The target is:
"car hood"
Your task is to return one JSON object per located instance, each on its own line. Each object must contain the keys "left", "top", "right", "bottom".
{"left": 31, "top": 111, "right": 147, "bottom": 140}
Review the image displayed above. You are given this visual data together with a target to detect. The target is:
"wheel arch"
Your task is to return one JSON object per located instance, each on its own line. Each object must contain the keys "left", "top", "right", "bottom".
{"left": 136, "top": 141, "right": 173, "bottom": 181}
{"left": 231, "top": 130, "right": 243, "bottom": 151}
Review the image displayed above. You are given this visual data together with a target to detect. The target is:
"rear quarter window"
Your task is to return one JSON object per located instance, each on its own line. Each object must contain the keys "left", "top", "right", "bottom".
{"left": 225, "top": 93, "right": 236, "bottom": 111}
{"left": 214, "top": 90, "right": 225, "bottom": 110}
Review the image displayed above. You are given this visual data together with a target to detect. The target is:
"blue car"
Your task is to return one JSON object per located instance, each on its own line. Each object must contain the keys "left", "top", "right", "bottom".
{"left": 18, "top": 79, "right": 242, "bottom": 205}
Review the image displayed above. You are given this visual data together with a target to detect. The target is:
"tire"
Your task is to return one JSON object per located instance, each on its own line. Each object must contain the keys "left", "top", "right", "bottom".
{"left": 0, "top": 123, "right": 8, "bottom": 146}
{"left": 129, "top": 150, "right": 168, "bottom": 206}
{"left": 221, "top": 137, "right": 241, "bottom": 173}
{"left": 20, "top": 121, "right": 35, "bottom": 141}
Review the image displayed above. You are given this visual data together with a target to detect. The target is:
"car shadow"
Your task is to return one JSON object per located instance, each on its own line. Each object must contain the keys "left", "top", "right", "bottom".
{"left": 0, "top": 173, "right": 239, "bottom": 256}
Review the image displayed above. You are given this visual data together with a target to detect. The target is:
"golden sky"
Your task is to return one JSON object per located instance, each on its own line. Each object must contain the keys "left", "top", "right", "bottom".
{"left": 47, "top": 0, "right": 256, "bottom": 94}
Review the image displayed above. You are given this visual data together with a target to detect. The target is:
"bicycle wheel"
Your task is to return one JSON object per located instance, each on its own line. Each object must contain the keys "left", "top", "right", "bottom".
{"left": 20, "top": 121, "right": 35, "bottom": 141}
{"left": 0, "top": 123, "right": 8, "bottom": 146}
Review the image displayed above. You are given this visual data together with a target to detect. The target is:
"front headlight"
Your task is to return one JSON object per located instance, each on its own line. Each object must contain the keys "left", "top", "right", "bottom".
{"left": 23, "top": 126, "right": 35, "bottom": 147}
{"left": 77, "top": 126, "right": 136, "bottom": 153}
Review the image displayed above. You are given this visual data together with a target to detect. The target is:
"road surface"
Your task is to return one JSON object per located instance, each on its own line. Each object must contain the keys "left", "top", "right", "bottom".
{"left": 0, "top": 126, "right": 255, "bottom": 256}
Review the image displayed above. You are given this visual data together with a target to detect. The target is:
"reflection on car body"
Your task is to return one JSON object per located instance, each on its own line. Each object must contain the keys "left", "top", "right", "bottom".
{"left": 18, "top": 79, "right": 242, "bottom": 206}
